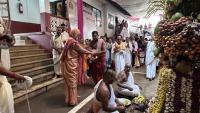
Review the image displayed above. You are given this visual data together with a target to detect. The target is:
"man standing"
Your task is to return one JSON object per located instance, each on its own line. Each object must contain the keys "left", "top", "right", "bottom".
{"left": 125, "top": 37, "right": 133, "bottom": 65}
{"left": 112, "top": 35, "right": 126, "bottom": 75}
{"left": 0, "top": 35, "right": 25, "bottom": 113}
{"left": 133, "top": 37, "right": 140, "bottom": 68}
{"left": 89, "top": 31, "right": 106, "bottom": 84}
{"left": 105, "top": 38, "right": 113, "bottom": 69}
{"left": 145, "top": 38, "right": 157, "bottom": 80}
{"left": 52, "top": 26, "right": 69, "bottom": 78}
{"left": 92, "top": 69, "right": 125, "bottom": 113}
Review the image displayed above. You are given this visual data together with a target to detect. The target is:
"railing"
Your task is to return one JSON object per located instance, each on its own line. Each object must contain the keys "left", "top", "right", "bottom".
{"left": 0, "top": 0, "right": 11, "bottom": 34}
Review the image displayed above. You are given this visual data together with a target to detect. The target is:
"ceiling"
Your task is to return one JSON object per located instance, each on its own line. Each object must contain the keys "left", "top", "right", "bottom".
{"left": 112, "top": 0, "right": 149, "bottom": 18}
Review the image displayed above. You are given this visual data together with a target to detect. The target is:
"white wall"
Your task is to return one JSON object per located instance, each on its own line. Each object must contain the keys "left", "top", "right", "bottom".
{"left": 9, "top": 0, "right": 41, "bottom": 24}
{"left": 83, "top": 0, "right": 128, "bottom": 38}
{"left": 8, "top": 0, "right": 128, "bottom": 37}
{"left": 83, "top": 0, "right": 105, "bottom": 39}
{"left": 39, "top": 0, "right": 50, "bottom": 13}
{"left": 106, "top": 3, "right": 128, "bottom": 37}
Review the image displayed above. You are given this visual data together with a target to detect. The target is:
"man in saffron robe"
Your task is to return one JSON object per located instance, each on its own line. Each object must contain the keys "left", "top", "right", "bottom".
{"left": 61, "top": 29, "right": 103, "bottom": 106}
{"left": 89, "top": 31, "right": 106, "bottom": 84}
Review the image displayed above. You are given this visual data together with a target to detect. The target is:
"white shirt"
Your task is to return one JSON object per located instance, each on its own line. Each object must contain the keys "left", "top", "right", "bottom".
{"left": 133, "top": 41, "right": 138, "bottom": 52}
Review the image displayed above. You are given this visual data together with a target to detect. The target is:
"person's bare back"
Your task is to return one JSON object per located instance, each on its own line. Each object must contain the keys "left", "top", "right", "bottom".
{"left": 92, "top": 70, "right": 125, "bottom": 113}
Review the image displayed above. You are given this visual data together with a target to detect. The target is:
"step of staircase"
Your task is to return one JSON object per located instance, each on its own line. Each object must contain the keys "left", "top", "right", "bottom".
{"left": 8, "top": 64, "right": 54, "bottom": 84}
{"left": 10, "top": 44, "right": 41, "bottom": 51}
{"left": 10, "top": 35, "right": 59, "bottom": 103}
{"left": 14, "top": 78, "right": 64, "bottom": 103}
{"left": 10, "top": 49, "right": 45, "bottom": 57}
{"left": 31, "top": 71, "right": 55, "bottom": 85}
{"left": 12, "top": 71, "right": 55, "bottom": 92}
{"left": 11, "top": 53, "right": 51, "bottom": 64}
{"left": 11, "top": 58, "right": 53, "bottom": 72}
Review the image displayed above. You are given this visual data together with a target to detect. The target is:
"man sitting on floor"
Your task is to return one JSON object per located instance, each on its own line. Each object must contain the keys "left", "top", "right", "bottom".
{"left": 91, "top": 69, "right": 125, "bottom": 113}
{"left": 117, "top": 64, "right": 141, "bottom": 98}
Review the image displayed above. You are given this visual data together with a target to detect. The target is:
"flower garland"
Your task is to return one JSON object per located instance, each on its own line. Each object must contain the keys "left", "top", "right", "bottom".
{"left": 185, "top": 78, "right": 192, "bottom": 113}
{"left": 153, "top": 69, "right": 195, "bottom": 113}
{"left": 114, "top": 42, "right": 126, "bottom": 50}
{"left": 149, "top": 67, "right": 175, "bottom": 113}
{"left": 163, "top": 72, "right": 175, "bottom": 113}
{"left": 148, "top": 64, "right": 200, "bottom": 113}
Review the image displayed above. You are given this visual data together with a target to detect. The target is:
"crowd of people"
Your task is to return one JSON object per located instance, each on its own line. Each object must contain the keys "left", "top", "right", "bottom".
{"left": 51, "top": 22, "right": 159, "bottom": 113}
{"left": 0, "top": 14, "right": 159, "bottom": 113}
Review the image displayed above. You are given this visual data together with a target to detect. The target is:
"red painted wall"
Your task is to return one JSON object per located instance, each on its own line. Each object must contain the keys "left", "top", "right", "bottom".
{"left": 10, "top": 21, "right": 41, "bottom": 34}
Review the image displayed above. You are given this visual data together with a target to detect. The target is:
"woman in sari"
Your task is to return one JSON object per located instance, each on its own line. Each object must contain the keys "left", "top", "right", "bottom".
{"left": 61, "top": 29, "right": 103, "bottom": 106}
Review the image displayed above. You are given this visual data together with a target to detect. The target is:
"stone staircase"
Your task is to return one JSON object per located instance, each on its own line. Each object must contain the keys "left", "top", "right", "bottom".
{"left": 9, "top": 37, "right": 63, "bottom": 103}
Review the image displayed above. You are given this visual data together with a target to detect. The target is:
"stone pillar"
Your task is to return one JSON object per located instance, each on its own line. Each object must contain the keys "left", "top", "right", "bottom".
{"left": 39, "top": 0, "right": 50, "bottom": 32}
{"left": 77, "top": 0, "right": 83, "bottom": 38}
{"left": 103, "top": 3, "right": 108, "bottom": 36}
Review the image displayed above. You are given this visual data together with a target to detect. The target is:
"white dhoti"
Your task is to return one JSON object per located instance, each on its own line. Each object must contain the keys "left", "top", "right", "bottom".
{"left": 115, "top": 52, "right": 125, "bottom": 75}
{"left": 145, "top": 41, "right": 157, "bottom": 79}
{"left": 125, "top": 42, "right": 133, "bottom": 65}
{"left": 52, "top": 33, "right": 69, "bottom": 76}
{"left": 52, "top": 45, "right": 62, "bottom": 75}
{"left": 53, "top": 57, "right": 61, "bottom": 75}
{"left": 125, "top": 50, "right": 132, "bottom": 65}
{"left": 146, "top": 60, "right": 157, "bottom": 79}
{"left": 118, "top": 72, "right": 140, "bottom": 97}
{"left": 139, "top": 51, "right": 145, "bottom": 64}
{"left": 0, "top": 49, "right": 14, "bottom": 113}
{"left": 106, "top": 49, "right": 111, "bottom": 68}
{"left": 0, "top": 77, "right": 14, "bottom": 113}
{"left": 118, "top": 86, "right": 140, "bottom": 97}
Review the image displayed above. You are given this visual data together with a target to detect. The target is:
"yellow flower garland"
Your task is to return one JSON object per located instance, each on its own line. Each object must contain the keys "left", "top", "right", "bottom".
{"left": 149, "top": 67, "right": 176, "bottom": 113}
{"left": 114, "top": 42, "right": 126, "bottom": 50}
